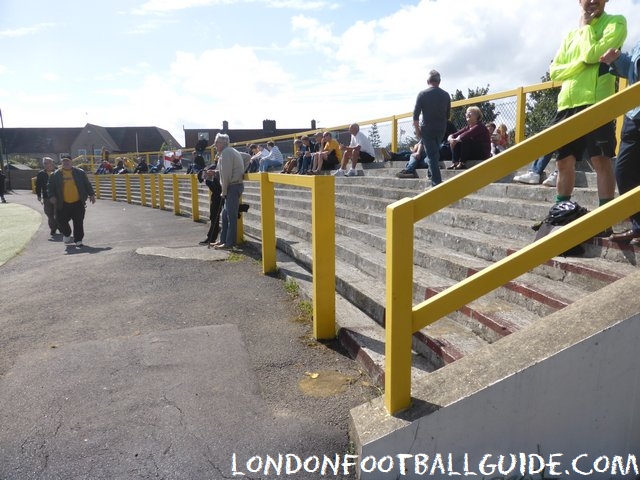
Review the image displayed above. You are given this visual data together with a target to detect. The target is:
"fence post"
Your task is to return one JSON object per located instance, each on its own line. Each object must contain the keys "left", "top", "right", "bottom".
{"left": 514, "top": 87, "right": 526, "bottom": 145}
{"left": 190, "top": 175, "right": 200, "bottom": 222}
{"left": 111, "top": 176, "right": 117, "bottom": 201}
{"left": 125, "top": 175, "right": 132, "bottom": 204}
{"left": 140, "top": 175, "right": 147, "bottom": 206}
{"left": 391, "top": 116, "right": 399, "bottom": 153}
{"left": 172, "top": 175, "right": 180, "bottom": 215}
{"left": 158, "top": 176, "right": 165, "bottom": 210}
{"left": 94, "top": 175, "right": 101, "bottom": 199}
{"left": 260, "top": 172, "right": 277, "bottom": 274}
{"left": 385, "top": 199, "right": 415, "bottom": 414}
{"left": 311, "top": 176, "right": 336, "bottom": 340}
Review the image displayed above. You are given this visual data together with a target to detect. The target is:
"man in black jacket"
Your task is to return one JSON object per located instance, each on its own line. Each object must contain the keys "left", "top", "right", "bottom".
{"left": 47, "top": 155, "right": 96, "bottom": 247}
{"left": 35, "top": 157, "right": 58, "bottom": 236}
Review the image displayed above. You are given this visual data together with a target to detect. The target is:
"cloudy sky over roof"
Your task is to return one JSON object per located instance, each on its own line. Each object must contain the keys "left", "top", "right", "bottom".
{"left": 1, "top": 0, "right": 638, "bottom": 143}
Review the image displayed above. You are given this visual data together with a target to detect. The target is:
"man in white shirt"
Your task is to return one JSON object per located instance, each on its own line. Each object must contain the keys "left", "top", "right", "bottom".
{"left": 333, "top": 123, "right": 375, "bottom": 177}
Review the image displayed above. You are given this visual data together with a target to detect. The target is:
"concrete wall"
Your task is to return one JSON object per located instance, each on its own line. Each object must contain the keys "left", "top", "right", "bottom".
{"left": 350, "top": 271, "right": 640, "bottom": 479}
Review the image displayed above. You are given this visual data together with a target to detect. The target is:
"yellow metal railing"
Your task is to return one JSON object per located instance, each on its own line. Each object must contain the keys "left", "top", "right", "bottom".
{"left": 384, "top": 82, "right": 640, "bottom": 414}
{"left": 87, "top": 170, "right": 337, "bottom": 341}
{"left": 245, "top": 172, "right": 336, "bottom": 340}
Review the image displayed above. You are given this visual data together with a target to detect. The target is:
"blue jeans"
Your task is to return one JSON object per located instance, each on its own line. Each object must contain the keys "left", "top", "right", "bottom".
{"left": 259, "top": 158, "right": 282, "bottom": 172}
{"left": 420, "top": 129, "right": 442, "bottom": 186}
{"left": 220, "top": 183, "right": 244, "bottom": 246}
{"left": 404, "top": 154, "right": 428, "bottom": 173}
{"left": 530, "top": 152, "right": 554, "bottom": 175}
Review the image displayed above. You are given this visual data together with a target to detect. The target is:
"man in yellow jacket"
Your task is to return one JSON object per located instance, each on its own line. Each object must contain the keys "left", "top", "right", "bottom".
{"left": 549, "top": 0, "right": 626, "bottom": 223}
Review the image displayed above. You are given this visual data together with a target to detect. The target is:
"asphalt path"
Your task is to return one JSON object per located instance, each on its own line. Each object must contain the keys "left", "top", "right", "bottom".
{"left": 0, "top": 190, "right": 378, "bottom": 480}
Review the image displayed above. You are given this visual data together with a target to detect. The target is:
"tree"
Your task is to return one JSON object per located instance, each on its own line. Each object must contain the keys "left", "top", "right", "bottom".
{"left": 368, "top": 123, "right": 381, "bottom": 148}
{"left": 525, "top": 72, "right": 560, "bottom": 138}
{"left": 450, "top": 85, "right": 497, "bottom": 130}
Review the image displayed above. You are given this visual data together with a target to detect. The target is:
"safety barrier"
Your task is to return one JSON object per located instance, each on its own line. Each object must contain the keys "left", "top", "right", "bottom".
{"left": 86, "top": 170, "right": 337, "bottom": 341}
{"left": 384, "top": 82, "right": 640, "bottom": 414}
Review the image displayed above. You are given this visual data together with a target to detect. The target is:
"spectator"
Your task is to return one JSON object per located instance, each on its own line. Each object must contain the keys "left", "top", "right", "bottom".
{"left": 164, "top": 155, "right": 183, "bottom": 174}
{"left": 438, "top": 120, "right": 457, "bottom": 162}
{"left": 296, "top": 136, "right": 313, "bottom": 175}
{"left": 211, "top": 133, "right": 244, "bottom": 250}
{"left": 446, "top": 106, "right": 492, "bottom": 170}
{"left": 198, "top": 166, "right": 223, "bottom": 246}
{"left": 513, "top": 152, "right": 558, "bottom": 186}
{"left": 0, "top": 169, "right": 6, "bottom": 203}
{"left": 47, "top": 154, "right": 96, "bottom": 247}
{"left": 246, "top": 144, "right": 261, "bottom": 173}
{"left": 396, "top": 141, "right": 426, "bottom": 179}
{"left": 149, "top": 157, "right": 164, "bottom": 173}
{"left": 113, "top": 158, "right": 129, "bottom": 174}
{"left": 332, "top": 123, "right": 376, "bottom": 177}
{"left": 490, "top": 123, "right": 509, "bottom": 155}
{"left": 133, "top": 157, "right": 148, "bottom": 174}
{"left": 281, "top": 139, "right": 302, "bottom": 173}
{"left": 310, "top": 131, "right": 341, "bottom": 174}
{"left": 187, "top": 154, "right": 206, "bottom": 174}
{"left": 95, "top": 158, "right": 113, "bottom": 174}
{"left": 35, "top": 157, "right": 59, "bottom": 235}
{"left": 259, "top": 141, "right": 284, "bottom": 172}
{"left": 547, "top": 0, "right": 626, "bottom": 232}
{"left": 413, "top": 69, "right": 451, "bottom": 186}
{"left": 601, "top": 42, "right": 640, "bottom": 244}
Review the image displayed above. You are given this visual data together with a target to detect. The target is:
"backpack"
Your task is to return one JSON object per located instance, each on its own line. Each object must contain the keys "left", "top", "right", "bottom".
{"left": 532, "top": 201, "right": 589, "bottom": 256}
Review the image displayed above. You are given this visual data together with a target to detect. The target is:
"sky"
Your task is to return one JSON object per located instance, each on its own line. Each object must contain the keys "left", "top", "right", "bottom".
{"left": 1, "top": 0, "right": 639, "bottom": 146}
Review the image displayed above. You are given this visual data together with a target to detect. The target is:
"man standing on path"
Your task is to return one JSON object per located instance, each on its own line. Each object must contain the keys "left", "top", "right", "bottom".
{"left": 47, "top": 154, "right": 96, "bottom": 247}
{"left": 413, "top": 69, "right": 451, "bottom": 188}
{"left": 548, "top": 0, "right": 626, "bottom": 225}
{"left": 36, "top": 156, "right": 58, "bottom": 237}
{"left": 211, "top": 133, "right": 244, "bottom": 250}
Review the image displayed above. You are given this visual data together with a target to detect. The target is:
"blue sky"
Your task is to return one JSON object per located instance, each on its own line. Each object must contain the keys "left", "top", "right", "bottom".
{"left": 1, "top": 0, "right": 639, "bottom": 145}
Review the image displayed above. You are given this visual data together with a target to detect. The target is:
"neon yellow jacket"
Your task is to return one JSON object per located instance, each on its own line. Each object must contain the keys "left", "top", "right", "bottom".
{"left": 550, "top": 12, "right": 627, "bottom": 110}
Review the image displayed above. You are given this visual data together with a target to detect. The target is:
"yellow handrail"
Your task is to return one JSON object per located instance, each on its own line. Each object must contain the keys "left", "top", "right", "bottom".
{"left": 246, "top": 171, "right": 337, "bottom": 340}
{"left": 384, "top": 82, "right": 640, "bottom": 414}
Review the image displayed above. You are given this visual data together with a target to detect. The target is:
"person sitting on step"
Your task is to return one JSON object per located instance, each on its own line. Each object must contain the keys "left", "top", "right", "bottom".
{"left": 447, "top": 106, "right": 491, "bottom": 170}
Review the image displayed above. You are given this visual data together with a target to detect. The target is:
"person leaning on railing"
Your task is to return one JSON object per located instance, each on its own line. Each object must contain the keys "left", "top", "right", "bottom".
{"left": 211, "top": 133, "right": 245, "bottom": 250}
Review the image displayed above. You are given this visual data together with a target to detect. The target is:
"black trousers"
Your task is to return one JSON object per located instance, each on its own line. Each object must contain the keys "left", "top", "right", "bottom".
{"left": 207, "top": 195, "right": 224, "bottom": 243}
{"left": 57, "top": 201, "right": 86, "bottom": 241}
{"left": 615, "top": 117, "right": 640, "bottom": 230}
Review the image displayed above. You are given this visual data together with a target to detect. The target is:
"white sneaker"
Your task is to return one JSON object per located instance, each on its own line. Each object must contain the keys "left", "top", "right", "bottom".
{"left": 542, "top": 170, "right": 558, "bottom": 187}
{"left": 63, "top": 235, "right": 74, "bottom": 244}
{"left": 332, "top": 169, "right": 346, "bottom": 177}
{"left": 513, "top": 171, "right": 541, "bottom": 184}
{"left": 346, "top": 168, "right": 357, "bottom": 177}
{"left": 75, "top": 241, "right": 83, "bottom": 247}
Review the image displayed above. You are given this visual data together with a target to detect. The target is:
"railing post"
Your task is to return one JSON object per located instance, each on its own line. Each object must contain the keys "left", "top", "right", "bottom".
{"left": 172, "top": 175, "right": 180, "bottom": 215}
{"left": 311, "top": 176, "right": 336, "bottom": 340}
{"left": 237, "top": 196, "right": 245, "bottom": 244}
{"left": 158, "top": 175, "right": 165, "bottom": 210}
{"left": 140, "top": 175, "right": 147, "bottom": 206}
{"left": 190, "top": 175, "right": 200, "bottom": 222}
{"left": 385, "top": 199, "right": 415, "bottom": 414}
{"left": 391, "top": 116, "right": 399, "bottom": 153}
{"left": 94, "top": 175, "right": 101, "bottom": 199}
{"left": 514, "top": 86, "right": 526, "bottom": 144}
{"left": 110, "top": 176, "right": 116, "bottom": 201}
{"left": 260, "top": 172, "right": 277, "bottom": 274}
{"left": 125, "top": 175, "right": 132, "bottom": 204}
